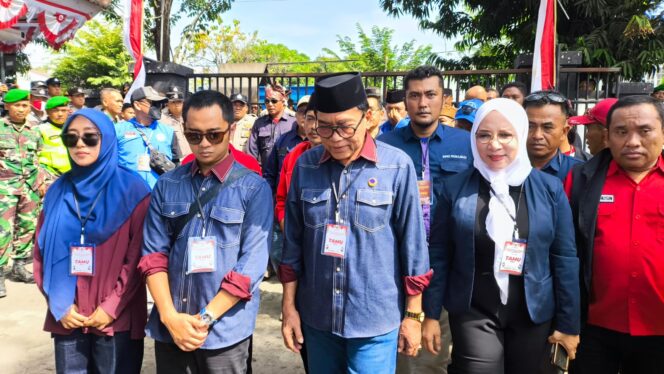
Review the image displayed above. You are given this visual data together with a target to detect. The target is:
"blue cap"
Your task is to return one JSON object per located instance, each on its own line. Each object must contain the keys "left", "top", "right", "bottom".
{"left": 455, "top": 99, "right": 484, "bottom": 123}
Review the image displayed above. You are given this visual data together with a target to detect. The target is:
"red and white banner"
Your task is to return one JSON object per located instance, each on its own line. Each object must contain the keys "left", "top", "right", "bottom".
{"left": 0, "top": 0, "right": 104, "bottom": 50}
{"left": 531, "top": 0, "right": 556, "bottom": 92}
{"left": 0, "top": 0, "right": 27, "bottom": 29}
{"left": 123, "top": 0, "right": 144, "bottom": 102}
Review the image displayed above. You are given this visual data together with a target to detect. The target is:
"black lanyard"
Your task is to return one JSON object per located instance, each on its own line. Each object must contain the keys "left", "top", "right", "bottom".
{"left": 331, "top": 162, "right": 368, "bottom": 223}
{"left": 73, "top": 190, "right": 104, "bottom": 244}
{"left": 192, "top": 180, "right": 211, "bottom": 237}
{"left": 488, "top": 184, "right": 524, "bottom": 239}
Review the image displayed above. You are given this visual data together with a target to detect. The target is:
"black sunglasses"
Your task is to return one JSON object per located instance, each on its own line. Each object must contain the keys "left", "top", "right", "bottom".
{"left": 525, "top": 91, "right": 567, "bottom": 104}
{"left": 62, "top": 132, "right": 101, "bottom": 148}
{"left": 183, "top": 129, "right": 229, "bottom": 145}
{"left": 265, "top": 99, "right": 281, "bottom": 105}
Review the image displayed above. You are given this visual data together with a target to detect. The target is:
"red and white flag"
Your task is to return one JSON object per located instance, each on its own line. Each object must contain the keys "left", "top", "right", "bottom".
{"left": 531, "top": 0, "right": 556, "bottom": 92}
{"left": 123, "top": 0, "right": 145, "bottom": 102}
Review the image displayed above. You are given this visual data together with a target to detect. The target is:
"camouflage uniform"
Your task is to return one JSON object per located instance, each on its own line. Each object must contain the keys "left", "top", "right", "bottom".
{"left": 0, "top": 117, "right": 43, "bottom": 267}
{"left": 231, "top": 113, "right": 257, "bottom": 152}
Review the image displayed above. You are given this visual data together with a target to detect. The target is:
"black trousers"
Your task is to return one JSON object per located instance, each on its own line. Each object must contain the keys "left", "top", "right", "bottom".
{"left": 571, "top": 324, "right": 664, "bottom": 374}
{"left": 155, "top": 337, "right": 251, "bottom": 374}
{"left": 448, "top": 274, "right": 552, "bottom": 374}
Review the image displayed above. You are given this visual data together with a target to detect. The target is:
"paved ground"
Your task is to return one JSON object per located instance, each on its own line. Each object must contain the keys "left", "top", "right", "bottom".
{"left": 0, "top": 267, "right": 305, "bottom": 374}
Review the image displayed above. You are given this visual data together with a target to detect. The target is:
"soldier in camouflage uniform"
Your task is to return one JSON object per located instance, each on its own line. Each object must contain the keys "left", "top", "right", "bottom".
{"left": 229, "top": 93, "right": 256, "bottom": 152}
{"left": 0, "top": 89, "right": 45, "bottom": 297}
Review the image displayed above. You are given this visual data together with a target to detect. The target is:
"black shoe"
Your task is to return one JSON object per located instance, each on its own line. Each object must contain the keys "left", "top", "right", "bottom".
{"left": 10, "top": 259, "right": 34, "bottom": 284}
{"left": 0, "top": 268, "right": 6, "bottom": 298}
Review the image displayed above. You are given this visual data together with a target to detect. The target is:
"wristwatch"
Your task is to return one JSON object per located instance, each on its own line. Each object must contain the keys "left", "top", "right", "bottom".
{"left": 199, "top": 308, "right": 216, "bottom": 327}
{"left": 405, "top": 310, "right": 425, "bottom": 323}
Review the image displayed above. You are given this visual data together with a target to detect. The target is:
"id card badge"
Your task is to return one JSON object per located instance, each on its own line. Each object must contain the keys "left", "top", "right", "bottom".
{"left": 70, "top": 243, "right": 95, "bottom": 276}
{"left": 499, "top": 239, "right": 527, "bottom": 275}
{"left": 187, "top": 236, "right": 217, "bottom": 274}
{"left": 417, "top": 180, "right": 432, "bottom": 205}
{"left": 137, "top": 153, "right": 151, "bottom": 172}
{"left": 322, "top": 222, "right": 349, "bottom": 258}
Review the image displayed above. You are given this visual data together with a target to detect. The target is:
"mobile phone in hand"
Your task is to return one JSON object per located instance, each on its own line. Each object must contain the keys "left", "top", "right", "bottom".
{"left": 551, "top": 342, "right": 570, "bottom": 371}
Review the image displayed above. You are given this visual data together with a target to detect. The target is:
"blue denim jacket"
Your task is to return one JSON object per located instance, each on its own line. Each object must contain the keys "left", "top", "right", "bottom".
{"left": 281, "top": 138, "right": 431, "bottom": 339}
{"left": 141, "top": 161, "right": 272, "bottom": 349}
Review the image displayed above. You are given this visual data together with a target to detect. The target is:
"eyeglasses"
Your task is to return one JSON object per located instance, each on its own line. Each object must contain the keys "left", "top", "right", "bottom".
{"left": 62, "top": 132, "right": 101, "bottom": 148}
{"left": 183, "top": 129, "right": 229, "bottom": 145}
{"left": 475, "top": 132, "right": 514, "bottom": 145}
{"left": 314, "top": 113, "right": 365, "bottom": 139}
{"left": 265, "top": 99, "right": 281, "bottom": 105}
{"left": 460, "top": 104, "right": 478, "bottom": 115}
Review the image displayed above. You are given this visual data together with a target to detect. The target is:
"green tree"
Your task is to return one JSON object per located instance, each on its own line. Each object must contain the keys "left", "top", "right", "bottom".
{"left": 103, "top": 0, "right": 234, "bottom": 62}
{"left": 380, "top": 0, "right": 664, "bottom": 80}
{"left": 173, "top": 17, "right": 316, "bottom": 73}
{"left": 320, "top": 23, "right": 434, "bottom": 72}
{"left": 52, "top": 20, "right": 132, "bottom": 89}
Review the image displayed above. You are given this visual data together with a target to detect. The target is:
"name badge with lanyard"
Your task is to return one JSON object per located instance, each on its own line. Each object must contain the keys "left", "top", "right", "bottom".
{"left": 322, "top": 164, "right": 367, "bottom": 258}
{"left": 70, "top": 190, "right": 104, "bottom": 276}
{"left": 187, "top": 180, "right": 218, "bottom": 274}
{"left": 490, "top": 184, "right": 527, "bottom": 275}
{"left": 134, "top": 125, "right": 153, "bottom": 172}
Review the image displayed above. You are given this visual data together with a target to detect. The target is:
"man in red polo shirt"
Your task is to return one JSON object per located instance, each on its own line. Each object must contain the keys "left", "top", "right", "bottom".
{"left": 566, "top": 95, "right": 664, "bottom": 373}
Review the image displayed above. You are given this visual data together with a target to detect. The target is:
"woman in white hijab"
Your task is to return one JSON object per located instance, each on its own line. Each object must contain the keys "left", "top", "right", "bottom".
{"left": 421, "top": 98, "right": 581, "bottom": 374}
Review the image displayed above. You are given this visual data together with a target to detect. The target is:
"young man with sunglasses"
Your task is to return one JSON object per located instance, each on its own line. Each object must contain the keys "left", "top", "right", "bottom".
{"left": 0, "top": 89, "right": 46, "bottom": 295}
{"left": 280, "top": 72, "right": 431, "bottom": 373}
{"left": 524, "top": 90, "right": 583, "bottom": 182}
{"left": 379, "top": 65, "right": 473, "bottom": 374}
{"left": 115, "top": 86, "right": 180, "bottom": 189}
{"left": 139, "top": 90, "right": 272, "bottom": 374}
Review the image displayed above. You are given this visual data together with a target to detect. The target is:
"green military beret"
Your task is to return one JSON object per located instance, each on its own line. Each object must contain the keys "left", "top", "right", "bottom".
{"left": 46, "top": 96, "right": 70, "bottom": 110}
{"left": 4, "top": 89, "right": 30, "bottom": 103}
{"left": 654, "top": 84, "right": 664, "bottom": 93}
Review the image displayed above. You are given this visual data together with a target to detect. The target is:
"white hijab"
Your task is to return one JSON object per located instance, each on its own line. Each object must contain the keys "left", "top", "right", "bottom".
{"left": 470, "top": 98, "right": 532, "bottom": 304}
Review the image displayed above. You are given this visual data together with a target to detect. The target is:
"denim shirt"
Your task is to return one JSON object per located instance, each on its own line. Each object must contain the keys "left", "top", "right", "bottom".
{"left": 541, "top": 151, "right": 583, "bottom": 183}
{"left": 378, "top": 123, "right": 474, "bottom": 217}
{"left": 263, "top": 127, "right": 305, "bottom": 194}
{"left": 116, "top": 118, "right": 175, "bottom": 189}
{"left": 141, "top": 161, "right": 272, "bottom": 349}
{"left": 281, "top": 137, "right": 431, "bottom": 339}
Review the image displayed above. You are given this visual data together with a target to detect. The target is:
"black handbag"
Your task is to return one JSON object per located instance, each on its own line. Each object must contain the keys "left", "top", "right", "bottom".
{"left": 135, "top": 126, "right": 176, "bottom": 175}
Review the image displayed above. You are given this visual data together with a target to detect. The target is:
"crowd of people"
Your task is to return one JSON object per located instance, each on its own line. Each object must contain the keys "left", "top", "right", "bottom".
{"left": 0, "top": 66, "right": 663, "bottom": 374}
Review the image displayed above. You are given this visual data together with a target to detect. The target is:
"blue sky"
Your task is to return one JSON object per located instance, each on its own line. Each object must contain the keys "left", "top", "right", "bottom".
{"left": 207, "top": 0, "right": 457, "bottom": 59}
{"left": 25, "top": 0, "right": 458, "bottom": 71}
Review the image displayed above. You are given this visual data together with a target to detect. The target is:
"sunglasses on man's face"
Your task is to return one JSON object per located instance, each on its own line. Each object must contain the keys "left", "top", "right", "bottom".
{"left": 183, "top": 129, "right": 229, "bottom": 145}
{"left": 265, "top": 99, "right": 281, "bottom": 105}
{"left": 61, "top": 132, "right": 101, "bottom": 148}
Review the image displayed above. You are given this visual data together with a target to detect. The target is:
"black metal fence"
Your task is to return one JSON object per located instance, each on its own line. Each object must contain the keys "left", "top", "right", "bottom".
{"left": 186, "top": 67, "right": 622, "bottom": 115}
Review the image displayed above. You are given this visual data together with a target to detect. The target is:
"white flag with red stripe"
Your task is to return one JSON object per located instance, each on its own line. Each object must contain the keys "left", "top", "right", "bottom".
{"left": 123, "top": 0, "right": 145, "bottom": 102}
{"left": 531, "top": 0, "right": 557, "bottom": 92}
